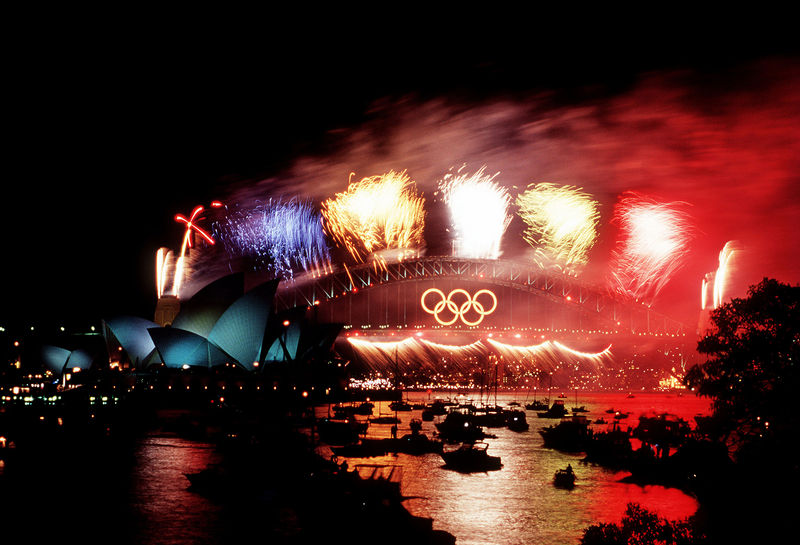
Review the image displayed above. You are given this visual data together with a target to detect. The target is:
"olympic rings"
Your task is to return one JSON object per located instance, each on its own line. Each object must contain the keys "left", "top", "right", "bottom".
{"left": 420, "top": 288, "right": 498, "bottom": 326}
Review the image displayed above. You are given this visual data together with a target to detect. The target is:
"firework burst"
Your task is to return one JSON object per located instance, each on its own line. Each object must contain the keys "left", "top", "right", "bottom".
{"left": 515, "top": 183, "right": 600, "bottom": 272}
{"left": 609, "top": 192, "right": 694, "bottom": 303}
{"left": 321, "top": 170, "right": 426, "bottom": 265}
{"left": 438, "top": 166, "right": 512, "bottom": 259}
{"left": 213, "top": 198, "right": 331, "bottom": 278}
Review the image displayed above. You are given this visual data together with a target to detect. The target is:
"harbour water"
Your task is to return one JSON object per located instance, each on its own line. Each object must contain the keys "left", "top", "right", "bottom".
{"left": 0, "top": 392, "right": 710, "bottom": 544}
{"left": 317, "top": 391, "right": 711, "bottom": 545}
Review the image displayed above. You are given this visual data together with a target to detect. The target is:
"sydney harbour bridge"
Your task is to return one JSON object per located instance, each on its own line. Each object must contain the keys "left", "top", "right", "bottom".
{"left": 274, "top": 256, "right": 687, "bottom": 338}
{"left": 269, "top": 257, "right": 692, "bottom": 387}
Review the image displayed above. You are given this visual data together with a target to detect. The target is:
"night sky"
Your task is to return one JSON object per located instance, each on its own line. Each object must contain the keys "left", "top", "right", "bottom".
{"left": 3, "top": 21, "right": 798, "bottom": 331}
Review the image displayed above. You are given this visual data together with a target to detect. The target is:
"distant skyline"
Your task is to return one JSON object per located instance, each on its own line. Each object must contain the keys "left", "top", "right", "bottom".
{"left": 3, "top": 29, "right": 799, "bottom": 328}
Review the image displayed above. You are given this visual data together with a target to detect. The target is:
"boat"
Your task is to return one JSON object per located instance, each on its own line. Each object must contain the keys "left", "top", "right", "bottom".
{"left": 471, "top": 404, "right": 508, "bottom": 428}
{"left": 332, "top": 401, "right": 374, "bottom": 418}
{"left": 526, "top": 375, "right": 552, "bottom": 411}
{"left": 331, "top": 439, "right": 389, "bottom": 458}
{"left": 370, "top": 415, "right": 400, "bottom": 424}
{"left": 525, "top": 398, "right": 548, "bottom": 411}
{"left": 570, "top": 389, "right": 588, "bottom": 413}
{"left": 506, "top": 409, "right": 529, "bottom": 432}
{"left": 317, "top": 416, "right": 368, "bottom": 444}
{"left": 434, "top": 409, "right": 488, "bottom": 443}
{"left": 441, "top": 442, "right": 502, "bottom": 473}
{"left": 392, "top": 420, "right": 443, "bottom": 455}
{"left": 421, "top": 399, "right": 449, "bottom": 421}
{"left": 539, "top": 414, "right": 592, "bottom": 451}
{"left": 388, "top": 400, "right": 413, "bottom": 412}
{"left": 553, "top": 465, "right": 576, "bottom": 489}
{"left": 537, "top": 399, "right": 569, "bottom": 419}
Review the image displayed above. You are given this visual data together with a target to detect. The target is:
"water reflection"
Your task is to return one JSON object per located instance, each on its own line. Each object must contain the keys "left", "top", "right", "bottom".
{"left": 318, "top": 392, "right": 708, "bottom": 544}
{"left": 0, "top": 393, "right": 708, "bottom": 544}
{"left": 129, "top": 435, "right": 221, "bottom": 544}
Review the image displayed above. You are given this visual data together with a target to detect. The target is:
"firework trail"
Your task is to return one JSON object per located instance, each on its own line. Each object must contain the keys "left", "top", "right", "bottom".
{"left": 347, "top": 337, "right": 422, "bottom": 374}
{"left": 438, "top": 166, "right": 512, "bottom": 259}
{"left": 713, "top": 240, "right": 742, "bottom": 308}
{"left": 213, "top": 198, "right": 331, "bottom": 278}
{"left": 156, "top": 201, "right": 222, "bottom": 298}
{"left": 347, "top": 337, "right": 611, "bottom": 377}
{"left": 609, "top": 192, "right": 694, "bottom": 304}
{"left": 515, "top": 183, "right": 600, "bottom": 272}
{"left": 321, "top": 170, "right": 426, "bottom": 266}
{"left": 485, "top": 338, "right": 612, "bottom": 374}
{"left": 156, "top": 247, "right": 168, "bottom": 298}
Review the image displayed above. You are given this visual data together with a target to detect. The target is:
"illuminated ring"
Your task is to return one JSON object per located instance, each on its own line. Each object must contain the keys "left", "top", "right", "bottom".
{"left": 460, "top": 289, "right": 497, "bottom": 326}
{"left": 421, "top": 288, "right": 459, "bottom": 325}
{"left": 420, "top": 288, "right": 498, "bottom": 326}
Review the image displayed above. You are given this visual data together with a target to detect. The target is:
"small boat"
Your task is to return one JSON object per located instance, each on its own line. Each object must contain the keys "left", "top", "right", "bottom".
{"left": 570, "top": 390, "right": 588, "bottom": 413}
{"left": 539, "top": 415, "right": 592, "bottom": 451}
{"left": 506, "top": 409, "right": 529, "bottom": 432}
{"left": 471, "top": 404, "right": 509, "bottom": 428}
{"left": 525, "top": 399, "right": 549, "bottom": 411}
{"left": 332, "top": 401, "right": 375, "bottom": 418}
{"left": 370, "top": 415, "right": 400, "bottom": 424}
{"left": 317, "top": 416, "right": 368, "bottom": 444}
{"left": 389, "top": 400, "right": 413, "bottom": 412}
{"left": 332, "top": 439, "right": 389, "bottom": 458}
{"left": 537, "top": 400, "right": 569, "bottom": 419}
{"left": 441, "top": 442, "right": 502, "bottom": 473}
{"left": 435, "top": 410, "right": 488, "bottom": 443}
{"left": 553, "top": 466, "right": 576, "bottom": 489}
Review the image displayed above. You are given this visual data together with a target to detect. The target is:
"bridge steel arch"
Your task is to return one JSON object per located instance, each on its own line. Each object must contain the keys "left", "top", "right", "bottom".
{"left": 274, "top": 257, "right": 687, "bottom": 335}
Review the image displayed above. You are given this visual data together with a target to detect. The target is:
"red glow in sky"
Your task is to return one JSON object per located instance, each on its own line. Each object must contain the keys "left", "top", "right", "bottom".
{"left": 223, "top": 58, "right": 800, "bottom": 326}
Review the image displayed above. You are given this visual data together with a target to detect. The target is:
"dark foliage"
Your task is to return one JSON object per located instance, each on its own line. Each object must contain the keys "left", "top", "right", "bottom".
{"left": 580, "top": 503, "right": 706, "bottom": 545}
{"left": 686, "top": 277, "right": 800, "bottom": 457}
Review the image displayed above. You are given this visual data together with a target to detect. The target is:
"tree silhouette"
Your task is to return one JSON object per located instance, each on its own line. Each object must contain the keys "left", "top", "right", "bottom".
{"left": 685, "top": 277, "right": 799, "bottom": 456}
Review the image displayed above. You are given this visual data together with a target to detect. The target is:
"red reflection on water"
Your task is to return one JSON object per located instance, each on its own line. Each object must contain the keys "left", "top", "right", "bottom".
{"left": 315, "top": 392, "right": 711, "bottom": 545}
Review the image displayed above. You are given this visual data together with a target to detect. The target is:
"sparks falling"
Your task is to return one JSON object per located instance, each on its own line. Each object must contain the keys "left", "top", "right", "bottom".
{"left": 515, "top": 183, "right": 600, "bottom": 272}
{"left": 609, "top": 193, "right": 694, "bottom": 304}
{"left": 347, "top": 337, "right": 612, "bottom": 377}
{"left": 213, "top": 198, "right": 331, "bottom": 278}
{"left": 702, "top": 240, "right": 742, "bottom": 309}
{"left": 713, "top": 241, "right": 741, "bottom": 308}
{"left": 321, "top": 170, "right": 426, "bottom": 265}
{"left": 438, "top": 166, "right": 512, "bottom": 259}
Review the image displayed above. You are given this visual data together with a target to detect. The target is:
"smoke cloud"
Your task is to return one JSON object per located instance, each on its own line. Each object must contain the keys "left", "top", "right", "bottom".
{"left": 209, "top": 58, "right": 800, "bottom": 326}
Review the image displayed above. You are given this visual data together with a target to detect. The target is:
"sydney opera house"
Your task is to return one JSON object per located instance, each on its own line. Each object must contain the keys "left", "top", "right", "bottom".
{"left": 34, "top": 273, "right": 342, "bottom": 380}
{"left": 102, "top": 273, "right": 341, "bottom": 372}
